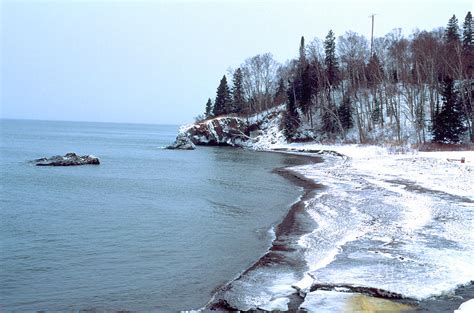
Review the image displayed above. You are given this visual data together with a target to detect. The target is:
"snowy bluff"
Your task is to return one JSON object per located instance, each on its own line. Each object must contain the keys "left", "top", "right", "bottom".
{"left": 173, "top": 116, "right": 255, "bottom": 148}
{"left": 170, "top": 109, "right": 286, "bottom": 150}
{"left": 171, "top": 110, "right": 348, "bottom": 158}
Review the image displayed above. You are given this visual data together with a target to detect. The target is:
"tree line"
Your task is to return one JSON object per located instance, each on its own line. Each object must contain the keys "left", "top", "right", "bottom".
{"left": 201, "top": 12, "right": 473, "bottom": 144}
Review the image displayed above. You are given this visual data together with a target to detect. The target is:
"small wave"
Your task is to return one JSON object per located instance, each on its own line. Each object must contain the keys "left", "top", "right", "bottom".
{"left": 267, "top": 225, "right": 276, "bottom": 242}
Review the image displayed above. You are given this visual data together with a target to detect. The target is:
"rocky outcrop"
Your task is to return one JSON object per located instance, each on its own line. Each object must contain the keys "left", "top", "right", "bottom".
{"left": 33, "top": 153, "right": 100, "bottom": 166}
{"left": 166, "top": 136, "right": 196, "bottom": 150}
{"left": 172, "top": 116, "right": 251, "bottom": 148}
{"left": 167, "top": 109, "right": 287, "bottom": 150}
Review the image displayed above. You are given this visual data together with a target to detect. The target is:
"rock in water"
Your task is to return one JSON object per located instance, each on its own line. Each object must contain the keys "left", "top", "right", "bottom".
{"left": 33, "top": 152, "right": 100, "bottom": 166}
{"left": 166, "top": 136, "right": 196, "bottom": 150}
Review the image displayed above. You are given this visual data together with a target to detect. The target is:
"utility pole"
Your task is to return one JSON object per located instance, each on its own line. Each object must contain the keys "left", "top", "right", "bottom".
{"left": 369, "top": 14, "right": 376, "bottom": 56}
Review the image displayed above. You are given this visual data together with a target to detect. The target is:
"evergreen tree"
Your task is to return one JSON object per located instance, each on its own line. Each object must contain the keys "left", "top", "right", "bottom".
{"left": 463, "top": 11, "right": 473, "bottom": 51}
{"left": 231, "top": 68, "right": 245, "bottom": 114}
{"left": 295, "top": 36, "right": 311, "bottom": 114}
{"left": 213, "top": 75, "right": 232, "bottom": 116}
{"left": 299, "top": 36, "right": 307, "bottom": 65}
{"left": 322, "top": 30, "right": 339, "bottom": 135}
{"left": 299, "top": 65, "right": 312, "bottom": 115}
{"left": 371, "top": 99, "right": 381, "bottom": 124}
{"left": 324, "top": 30, "right": 340, "bottom": 87}
{"left": 445, "top": 15, "right": 461, "bottom": 43}
{"left": 432, "top": 76, "right": 466, "bottom": 143}
{"left": 338, "top": 95, "right": 353, "bottom": 131}
{"left": 282, "top": 82, "right": 300, "bottom": 140}
{"left": 444, "top": 15, "right": 462, "bottom": 78}
{"left": 205, "top": 98, "right": 213, "bottom": 118}
{"left": 462, "top": 11, "right": 473, "bottom": 78}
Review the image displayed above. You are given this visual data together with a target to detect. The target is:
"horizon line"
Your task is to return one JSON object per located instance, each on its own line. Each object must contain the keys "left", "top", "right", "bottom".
{"left": 0, "top": 117, "right": 182, "bottom": 127}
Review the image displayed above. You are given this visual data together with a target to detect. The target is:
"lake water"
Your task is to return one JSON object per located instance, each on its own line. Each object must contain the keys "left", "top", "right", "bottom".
{"left": 0, "top": 119, "right": 304, "bottom": 311}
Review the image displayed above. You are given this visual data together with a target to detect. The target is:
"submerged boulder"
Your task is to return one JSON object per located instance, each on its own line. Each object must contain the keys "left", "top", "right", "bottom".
{"left": 166, "top": 136, "right": 196, "bottom": 150}
{"left": 33, "top": 152, "right": 100, "bottom": 166}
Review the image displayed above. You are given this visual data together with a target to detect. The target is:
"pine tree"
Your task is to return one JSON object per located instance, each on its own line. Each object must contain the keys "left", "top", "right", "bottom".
{"left": 282, "top": 82, "right": 300, "bottom": 140}
{"left": 371, "top": 99, "right": 381, "bottom": 124}
{"left": 462, "top": 12, "right": 474, "bottom": 142}
{"left": 231, "top": 68, "right": 245, "bottom": 114}
{"left": 432, "top": 76, "right": 466, "bottom": 143}
{"left": 324, "top": 30, "right": 340, "bottom": 87}
{"left": 213, "top": 75, "right": 232, "bottom": 116}
{"left": 463, "top": 11, "right": 473, "bottom": 51}
{"left": 205, "top": 98, "right": 213, "bottom": 118}
{"left": 338, "top": 95, "right": 353, "bottom": 131}
{"left": 445, "top": 15, "right": 461, "bottom": 43}
{"left": 299, "top": 65, "right": 312, "bottom": 115}
{"left": 321, "top": 30, "right": 340, "bottom": 136}
{"left": 462, "top": 11, "right": 473, "bottom": 78}
{"left": 443, "top": 15, "right": 462, "bottom": 79}
{"left": 299, "top": 36, "right": 306, "bottom": 65}
{"left": 295, "top": 36, "right": 311, "bottom": 114}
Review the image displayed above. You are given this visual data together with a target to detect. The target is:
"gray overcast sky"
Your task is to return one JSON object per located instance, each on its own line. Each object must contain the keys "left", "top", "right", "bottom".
{"left": 0, "top": 0, "right": 471, "bottom": 125}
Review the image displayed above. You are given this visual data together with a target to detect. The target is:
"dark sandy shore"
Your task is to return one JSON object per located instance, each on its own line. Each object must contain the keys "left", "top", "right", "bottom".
{"left": 208, "top": 150, "right": 472, "bottom": 312}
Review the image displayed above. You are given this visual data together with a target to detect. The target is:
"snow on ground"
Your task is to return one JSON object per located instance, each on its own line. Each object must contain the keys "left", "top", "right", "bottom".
{"left": 249, "top": 137, "right": 473, "bottom": 311}
{"left": 268, "top": 142, "right": 473, "bottom": 201}
{"left": 455, "top": 299, "right": 474, "bottom": 312}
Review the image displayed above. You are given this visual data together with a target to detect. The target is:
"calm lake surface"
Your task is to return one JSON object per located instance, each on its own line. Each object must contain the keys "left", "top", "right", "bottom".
{"left": 0, "top": 119, "right": 303, "bottom": 311}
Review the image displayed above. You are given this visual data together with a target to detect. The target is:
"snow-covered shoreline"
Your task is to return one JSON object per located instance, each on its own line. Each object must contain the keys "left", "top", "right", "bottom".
{"left": 265, "top": 143, "right": 474, "bottom": 312}
{"left": 205, "top": 143, "right": 473, "bottom": 311}
{"left": 270, "top": 143, "right": 473, "bottom": 200}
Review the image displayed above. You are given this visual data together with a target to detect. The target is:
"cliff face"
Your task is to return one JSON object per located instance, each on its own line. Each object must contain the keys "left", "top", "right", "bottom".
{"left": 178, "top": 116, "right": 251, "bottom": 147}
{"left": 170, "top": 109, "right": 286, "bottom": 150}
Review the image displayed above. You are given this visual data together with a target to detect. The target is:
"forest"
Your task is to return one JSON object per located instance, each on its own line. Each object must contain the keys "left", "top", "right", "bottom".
{"left": 201, "top": 12, "right": 473, "bottom": 145}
